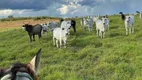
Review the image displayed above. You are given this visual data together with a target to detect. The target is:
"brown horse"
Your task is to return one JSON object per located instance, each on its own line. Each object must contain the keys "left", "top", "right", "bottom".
{"left": 0, "top": 49, "right": 42, "bottom": 80}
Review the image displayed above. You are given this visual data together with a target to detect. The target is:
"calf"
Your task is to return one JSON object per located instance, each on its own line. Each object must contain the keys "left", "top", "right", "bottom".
{"left": 22, "top": 24, "right": 42, "bottom": 42}
{"left": 53, "top": 28, "right": 69, "bottom": 48}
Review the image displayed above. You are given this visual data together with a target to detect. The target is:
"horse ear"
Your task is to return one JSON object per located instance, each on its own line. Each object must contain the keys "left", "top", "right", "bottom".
{"left": 28, "top": 48, "right": 42, "bottom": 73}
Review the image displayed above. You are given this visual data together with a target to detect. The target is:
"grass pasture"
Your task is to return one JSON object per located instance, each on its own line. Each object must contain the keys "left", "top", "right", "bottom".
{"left": 0, "top": 15, "right": 142, "bottom": 80}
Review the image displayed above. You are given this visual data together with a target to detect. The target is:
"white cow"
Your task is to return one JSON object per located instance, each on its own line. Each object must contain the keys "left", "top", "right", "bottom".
{"left": 93, "top": 16, "right": 99, "bottom": 22}
{"left": 120, "top": 12, "right": 135, "bottom": 35}
{"left": 87, "top": 17, "right": 94, "bottom": 31}
{"left": 80, "top": 17, "right": 83, "bottom": 26}
{"left": 82, "top": 18, "right": 88, "bottom": 30}
{"left": 53, "top": 28, "right": 69, "bottom": 48}
{"left": 96, "top": 19, "right": 106, "bottom": 38}
{"left": 61, "top": 20, "right": 71, "bottom": 35}
{"left": 124, "top": 16, "right": 134, "bottom": 35}
{"left": 102, "top": 17, "right": 110, "bottom": 30}
{"left": 81, "top": 17, "right": 94, "bottom": 31}
{"left": 40, "top": 23, "right": 48, "bottom": 35}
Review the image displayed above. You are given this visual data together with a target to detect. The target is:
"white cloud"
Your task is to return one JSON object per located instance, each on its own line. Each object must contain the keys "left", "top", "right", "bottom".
{"left": 0, "top": 0, "right": 141, "bottom": 18}
{"left": 0, "top": 9, "right": 13, "bottom": 15}
{"left": 0, "top": 9, "right": 33, "bottom": 18}
{"left": 57, "top": 5, "right": 68, "bottom": 15}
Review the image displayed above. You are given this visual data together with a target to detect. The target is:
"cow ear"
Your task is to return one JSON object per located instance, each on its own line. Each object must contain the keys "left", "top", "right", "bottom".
{"left": 28, "top": 48, "right": 42, "bottom": 73}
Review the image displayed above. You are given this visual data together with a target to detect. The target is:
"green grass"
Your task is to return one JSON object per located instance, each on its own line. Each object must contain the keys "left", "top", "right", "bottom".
{"left": 0, "top": 15, "right": 142, "bottom": 80}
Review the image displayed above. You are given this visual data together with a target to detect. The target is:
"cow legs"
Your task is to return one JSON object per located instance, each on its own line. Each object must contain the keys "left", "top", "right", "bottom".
{"left": 103, "top": 31, "right": 105, "bottom": 38}
{"left": 129, "top": 27, "right": 131, "bottom": 34}
{"left": 96, "top": 29, "right": 99, "bottom": 36}
{"left": 72, "top": 26, "right": 76, "bottom": 33}
{"left": 63, "top": 40, "right": 67, "bottom": 48}
{"left": 88, "top": 27, "right": 91, "bottom": 32}
{"left": 38, "top": 33, "right": 42, "bottom": 39}
{"left": 60, "top": 39, "right": 62, "bottom": 48}
{"left": 56, "top": 40, "right": 59, "bottom": 48}
{"left": 125, "top": 27, "right": 128, "bottom": 35}
{"left": 28, "top": 33, "right": 32, "bottom": 42}
{"left": 132, "top": 25, "right": 134, "bottom": 34}
{"left": 33, "top": 34, "right": 35, "bottom": 41}
{"left": 108, "top": 25, "right": 109, "bottom": 30}
{"left": 100, "top": 31, "right": 103, "bottom": 38}
{"left": 53, "top": 37, "right": 56, "bottom": 46}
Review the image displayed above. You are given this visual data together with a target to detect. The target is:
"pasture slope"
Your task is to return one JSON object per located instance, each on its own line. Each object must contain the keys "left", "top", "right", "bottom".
{"left": 0, "top": 15, "right": 142, "bottom": 80}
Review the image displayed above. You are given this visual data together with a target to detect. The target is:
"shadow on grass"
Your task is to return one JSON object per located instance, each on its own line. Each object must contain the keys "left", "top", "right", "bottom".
{"left": 110, "top": 26, "right": 119, "bottom": 29}
{"left": 109, "top": 32, "right": 121, "bottom": 37}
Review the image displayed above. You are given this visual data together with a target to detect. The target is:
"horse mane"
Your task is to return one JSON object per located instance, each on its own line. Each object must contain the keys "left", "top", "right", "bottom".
{"left": 10, "top": 62, "right": 38, "bottom": 80}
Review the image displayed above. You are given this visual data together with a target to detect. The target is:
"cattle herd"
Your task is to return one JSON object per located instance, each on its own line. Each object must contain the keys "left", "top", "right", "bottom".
{"left": 0, "top": 11, "right": 141, "bottom": 80}
{"left": 21, "top": 12, "right": 138, "bottom": 48}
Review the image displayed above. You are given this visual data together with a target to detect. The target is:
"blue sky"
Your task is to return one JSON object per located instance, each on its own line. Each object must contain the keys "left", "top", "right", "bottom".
{"left": 0, "top": 0, "right": 141, "bottom": 18}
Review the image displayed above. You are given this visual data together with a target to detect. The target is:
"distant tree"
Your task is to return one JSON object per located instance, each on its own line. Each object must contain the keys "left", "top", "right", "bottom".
{"left": 8, "top": 15, "right": 14, "bottom": 18}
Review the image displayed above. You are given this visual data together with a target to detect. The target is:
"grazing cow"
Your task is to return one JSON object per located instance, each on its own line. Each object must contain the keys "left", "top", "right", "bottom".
{"left": 120, "top": 12, "right": 134, "bottom": 35}
{"left": 53, "top": 28, "right": 70, "bottom": 48}
{"left": 136, "top": 11, "right": 142, "bottom": 19}
{"left": 47, "top": 22, "right": 59, "bottom": 32}
{"left": 96, "top": 19, "right": 106, "bottom": 38}
{"left": 0, "top": 49, "right": 42, "bottom": 80}
{"left": 22, "top": 24, "right": 43, "bottom": 42}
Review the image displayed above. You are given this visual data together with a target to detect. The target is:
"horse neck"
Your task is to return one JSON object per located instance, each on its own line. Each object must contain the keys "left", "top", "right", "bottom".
{"left": 11, "top": 64, "right": 38, "bottom": 80}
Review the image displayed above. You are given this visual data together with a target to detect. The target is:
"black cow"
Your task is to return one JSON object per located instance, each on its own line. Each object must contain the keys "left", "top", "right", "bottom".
{"left": 71, "top": 20, "right": 76, "bottom": 33}
{"left": 119, "top": 12, "right": 126, "bottom": 20}
{"left": 22, "top": 24, "right": 42, "bottom": 42}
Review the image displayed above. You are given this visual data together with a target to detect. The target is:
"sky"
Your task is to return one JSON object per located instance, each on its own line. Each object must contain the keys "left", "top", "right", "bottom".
{"left": 0, "top": 0, "right": 141, "bottom": 18}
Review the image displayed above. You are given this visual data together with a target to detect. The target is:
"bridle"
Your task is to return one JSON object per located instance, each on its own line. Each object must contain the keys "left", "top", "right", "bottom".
{"left": 15, "top": 72, "right": 33, "bottom": 80}
{"left": 1, "top": 63, "right": 36, "bottom": 80}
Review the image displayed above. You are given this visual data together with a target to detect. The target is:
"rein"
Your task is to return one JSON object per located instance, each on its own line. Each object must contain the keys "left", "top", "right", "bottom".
{"left": 16, "top": 72, "right": 33, "bottom": 80}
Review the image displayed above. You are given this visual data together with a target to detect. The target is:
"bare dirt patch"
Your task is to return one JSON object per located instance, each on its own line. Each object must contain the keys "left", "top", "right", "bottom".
{"left": 0, "top": 19, "right": 59, "bottom": 28}
{"left": 0, "top": 19, "right": 59, "bottom": 32}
